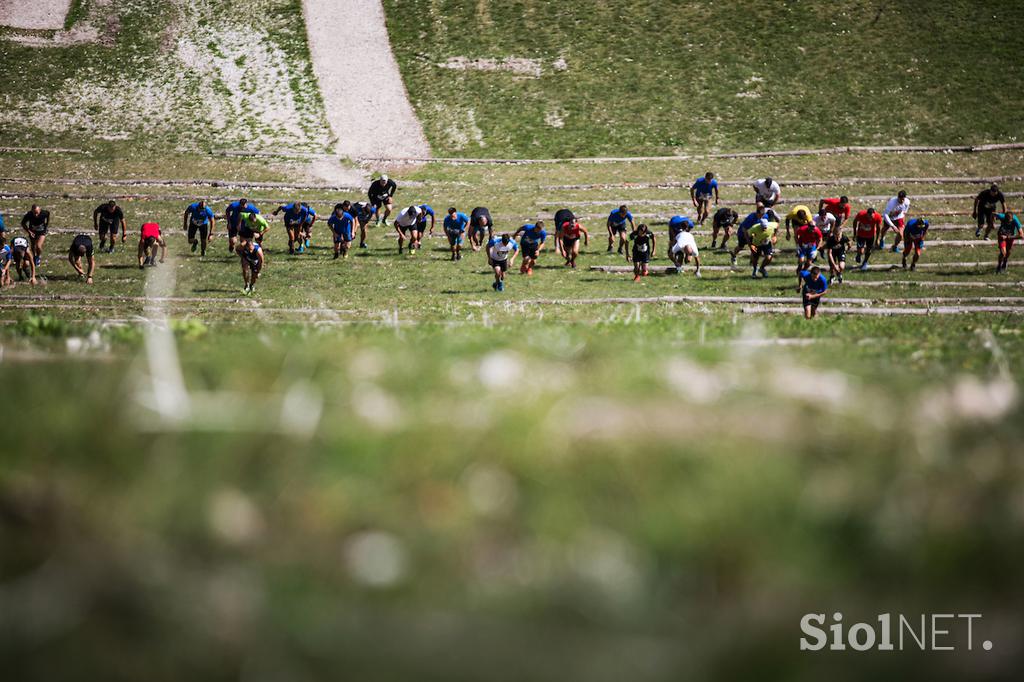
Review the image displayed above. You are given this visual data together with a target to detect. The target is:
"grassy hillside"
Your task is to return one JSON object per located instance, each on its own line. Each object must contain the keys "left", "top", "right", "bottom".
{"left": 0, "top": 0, "right": 330, "bottom": 153}
{"left": 385, "top": 0, "right": 1024, "bottom": 157}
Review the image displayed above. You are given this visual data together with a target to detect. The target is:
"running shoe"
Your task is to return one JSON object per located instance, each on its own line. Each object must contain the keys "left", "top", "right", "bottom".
{"left": 730, "top": 254, "right": 737, "bottom": 266}
{"left": 759, "top": 267, "right": 767, "bottom": 277}
{"left": 497, "top": 281, "right": 504, "bottom": 292}
{"left": 34, "top": 256, "right": 40, "bottom": 266}
{"left": 305, "top": 238, "right": 310, "bottom": 248}
{"left": 191, "top": 241, "right": 198, "bottom": 253}
{"left": 360, "top": 243, "right": 368, "bottom": 249}
{"left": 975, "top": 227, "right": 982, "bottom": 238}
{"left": 634, "top": 274, "right": 641, "bottom": 282}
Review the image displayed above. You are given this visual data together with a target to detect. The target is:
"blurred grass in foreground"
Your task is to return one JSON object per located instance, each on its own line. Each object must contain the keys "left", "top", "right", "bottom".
{"left": 1, "top": 319, "right": 1022, "bottom": 681}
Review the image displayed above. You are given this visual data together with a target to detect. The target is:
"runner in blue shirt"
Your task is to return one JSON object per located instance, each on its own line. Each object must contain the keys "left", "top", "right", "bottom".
{"left": 690, "top": 172, "right": 720, "bottom": 226}
{"left": 302, "top": 203, "right": 318, "bottom": 249}
{"left": 799, "top": 266, "right": 828, "bottom": 319}
{"left": 225, "top": 198, "right": 259, "bottom": 254}
{"left": 513, "top": 220, "right": 547, "bottom": 275}
{"left": 273, "top": 201, "right": 310, "bottom": 255}
{"left": 418, "top": 204, "right": 436, "bottom": 238}
{"left": 0, "top": 237, "right": 10, "bottom": 287}
{"left": 328, "top": 201, "right": 356, "bottom": 259}
{"left": 902, "top": 217, "right": 929, "bottom": 271}
{"left": 183, "top": 200, "right": 216, "bottom": 256}
{"left": 443, "top": 207, "right": 470, "bottom": 261}
{"left": 606, "top": 205, "right": 635, "bottom": 254}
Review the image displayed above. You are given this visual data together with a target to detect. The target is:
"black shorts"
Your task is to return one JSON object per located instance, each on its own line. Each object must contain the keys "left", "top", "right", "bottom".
{"left": 227, "top": 222, "right": 240, "bottom": 238}
{"left": 758, "top": 197, "right": 778, "bottom": 207}
{"left": 757, "top": 243, "right": 774, "bottom": 257}
{"left": 856, "top": 236, "right": 873, "bottom": 249}
{"left": 632, "top": 248, "right": 650, "bottom": 264}
{"left": 561, "top": 237, "right": 579, "bottom": 251}
{"left": 802, "top": 294, "right": 821, "bottom": 309}
{"left": 831, "top": 248, "right": 847, "bottom": 262}
{"left": 239, "top": 225, "right": 257, "bottom": 240}
{"left": 977, "top": 208, "right": 995, "bottom": 227}
{"left": 736, "top": 231, "right": 750, "bottom": 248}
{"left": 370, "top": 195, "right": 392, "bottom": 209}
{"left": 521, "top": 243, "right": 539, "bottom": 259}
{"left": 27, "top": 227, "right": 47, "bottom": 238}
{"left": 98, "top": 219, "right": 118, "bottom": 236}
{"left": 188, "top": 222, "right": 209, "bottom": 241}
{"left": 489, "top": 258, "right": 509, "bottom": 272}
{"left": 609, "top": 224, "right": 627, "bottom": 234}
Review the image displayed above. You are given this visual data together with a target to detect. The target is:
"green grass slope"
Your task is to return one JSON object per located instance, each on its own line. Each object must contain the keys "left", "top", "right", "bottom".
{"left": 385, "top": 0, "right": 1024, "bottom": 157}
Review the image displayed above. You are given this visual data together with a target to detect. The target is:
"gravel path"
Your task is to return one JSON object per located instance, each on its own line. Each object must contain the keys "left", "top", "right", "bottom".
{"left": 0, "top": 0, "right": 72, "bottom": 29}
{"left": 302, "top": 0, "right": 430, "bottom": 160}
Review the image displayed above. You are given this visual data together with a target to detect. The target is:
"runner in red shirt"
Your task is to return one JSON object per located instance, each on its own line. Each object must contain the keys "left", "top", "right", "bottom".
{"left": 794, "top": 222, "right": 823, "bottom": 290}
{"left": 554, "top": 208, "right": 589, "bottom": 269}
{"left": 818, "top": 195, "right": 851, "bottom": 231}
{"left": 852, "top": 208, "right": 882, "bottom": 270}
{"left": 138, "top": 222, "right": 166, "bottom": 268}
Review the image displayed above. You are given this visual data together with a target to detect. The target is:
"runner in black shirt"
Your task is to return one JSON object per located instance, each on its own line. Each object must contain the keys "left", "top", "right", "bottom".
{"left": 20, "top": 205, "right": 50, "bottom": 266}
{"left": 823, "top": 229, "right": 851, "bottom": 284}
{"left": 627, "top": 223, "right": 657, "bottom": 280}
{"left": 93, "top": 200, "right": 127, "bottom": 253}
{"left": 469, "top": 207, "right": 493, "bottom": 250}
{"left": 973, "top": 184, "right": 1006, "bottom": 239}
{"left": 711, "top": 207, "right": 738, "bottom": 249}
{"left": 68, "top": 234, "right": 95, "bottom": 284}
{"left": 367, "top": 174, "right": 397, "bottom": 226}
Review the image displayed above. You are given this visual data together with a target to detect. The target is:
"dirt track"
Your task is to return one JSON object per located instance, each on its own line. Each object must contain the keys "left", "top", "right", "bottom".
{"left": 0, "top": 0, "right": 71, "bottom": 30}
{"left": 302, "top": 0, "right": 430, "bottom": 160}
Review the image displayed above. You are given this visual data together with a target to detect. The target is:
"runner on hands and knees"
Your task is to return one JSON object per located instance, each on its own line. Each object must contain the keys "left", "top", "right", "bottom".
{"left": 784, "top": 204, "right": 814, "bottom": 241}
{"left": 469, "top": 207, "right": 493, "bottom": 251}
{"left": 670, "top": 223, "right": 702, "bottom": 278}
{"left": 239, "top": 239, "right": 265, "bottom": 295}
{"left": 20, "top": 204, "right": 50, "bottom": 267}
{"left": 752, "top": 176, "right": 781, "bottom": 209}
{"left": 748, "top": 216, "right": 778, "bottom": 278}
{"left": 328, "top": 202, "right": 355, "bottom": 260}
{"left": 853, "top": 207, "right": 882, "bottom": 270}
{"left": 794, "top": 214, "right": 824, "bottom": 289}
{"left": 606, "top": 205, "right": 635, "bottom": 254}
{"left": 393, "top": 205, "right": 423, "bottom": 254}
{"left": 368, "top": 174, "right": 397, "bottom": 226}
{"left": 349, "top": 200, "right": 374, "bottom": 249}
{"left": 513, "top": 220, "right": 547, "bottom": 275}
{"left": 138, "top": 222, "right": 166, "bottom": 268}
{"left": 823, "top": 226, "right": 850, "bottom": 285}
{"left": 627, "top": 223, "right": 656, "bottom": 280}
{"left": 273, "top": 200, "right": 310, "bottom": 255}
{"left": 68, "top": 234, "right": 95, "bottom": 284}
{"left": 818, "top": 195, "right": 851, "bottom": 234}
{"left": 225, "top": 198, "right": 259, "bottom": 254}
{"left": 995, "top": 211, "right": 1022, "bottom": 273}
{"left": 730, "top": 208, "right": 778, "bottom": 266}
{"left": 9, "top": 235, "right": 35, "bottom": 284}
{"left": 486, "top": 233, "right": 518, "bottom": 292}
{"left": 93, "top": 199, "right": 126, "bottom": 254}
{"left": 973, "top": 184, "right": 1006, "bottom": 239}
{"left": 301, "top": 203, "right": 317, "bottom": 248}
{"left": 417, "top": 204, "right": 436, "bottom": 248}
{"left": 184, "top": 200, "right": 216, "bottom": 256}
{"left": 799, "top": 265, "right": 828, "bottom": 319}
{"left": 0, "top": 236, "right": 10, "bottom": 287}
{"left": 443, "top": 207, "right": 470, "bottom": 261}
{"left": 690, "top": 172, "right": 719, "bottom": 226}
{"left": 667, "top": 215, "right": 694, "bottom": 255}
{"left": 711, "top": 207, "right": 738, "bottom": 250}
{"left": 880, "top": 190, "right": 910, "bottom": 251}
{"left": 239, "top": 211, "right": 270, "bottom": 247}
{"left": 901, "top": 217, "right": 930, "bottom": 271}
{"left": 555, "top": 208, "right": 589, "bottom": 269}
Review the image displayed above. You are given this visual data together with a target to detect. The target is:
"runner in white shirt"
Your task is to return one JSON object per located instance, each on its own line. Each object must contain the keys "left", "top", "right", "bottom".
{"left": 486, "top": 234, "right": 518, "bottom": 292}
{"left": 393, "top": 205, "right": 423, "bottom": 255}
{"left": 670, "top": 228, "right": 702, "bottom": 278}
{"left": 880, "top": 190, "right": 910, "bottom": 252}
{"left": 813, "top": 209, "right": 836, "bottom": 236}
{"left": 752, "top": 177, "right": 782, "bottom": 208}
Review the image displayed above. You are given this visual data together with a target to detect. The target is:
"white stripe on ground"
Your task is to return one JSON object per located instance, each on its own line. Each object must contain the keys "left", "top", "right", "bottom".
{"left": 356, "top": 142, "right": 1024, "bottom": 164}
{"left": 541, "top": 193, "right": 1023, "bottom": 206}
{"left": 839, "top": 280, "right": 1024, "bottom": 288}
{"left": 743, "top": 305, "right": 1024, "bottom": 315}
{"left": 589, "top": 262, "right": 1023, "bottom": 273}
{"left": 302, "top": 0, "right": 430, "bottom": 159}
{"left": 510, "top": 296, "right": 1024, "bottom": 306}
{"left": 0, "top": 0, "right": 71, "bottom": 29}
{"left": 542, "top": 176, "right": 1024, "bottom": 190}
